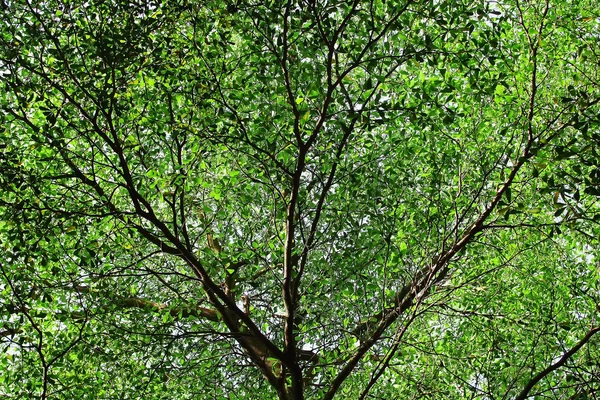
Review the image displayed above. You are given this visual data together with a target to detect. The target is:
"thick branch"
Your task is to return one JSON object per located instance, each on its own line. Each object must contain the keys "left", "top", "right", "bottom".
{"left": 116, "top": 297, "right": 219, "bottom": 321}
{"left": 4, "top": 54, "right": 288, "bottom": 393}
{"left": 514, "top": 326, "right": 600, "bottom": 400}
{"left": 324, "top": 125, "right": 543, "bottom": 399}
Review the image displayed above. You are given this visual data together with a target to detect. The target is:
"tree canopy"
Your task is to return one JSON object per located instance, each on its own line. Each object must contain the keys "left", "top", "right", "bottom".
{"left": 1, "top": 0, "right": 600, "bottom": 399}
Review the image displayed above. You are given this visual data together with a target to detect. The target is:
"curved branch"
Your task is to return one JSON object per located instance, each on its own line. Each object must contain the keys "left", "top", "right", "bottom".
{"left": 514, "top": 326, "right": 600, "bottom": 400}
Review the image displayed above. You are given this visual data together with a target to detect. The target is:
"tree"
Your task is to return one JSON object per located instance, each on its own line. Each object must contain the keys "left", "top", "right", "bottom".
{"left": 1, "top": 0, "right": 600, "bottom": 398}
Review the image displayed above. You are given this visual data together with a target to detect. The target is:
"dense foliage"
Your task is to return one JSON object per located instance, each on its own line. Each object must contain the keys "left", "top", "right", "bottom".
{"left": 1, "top": 0, "right": 600, "bottom": 399}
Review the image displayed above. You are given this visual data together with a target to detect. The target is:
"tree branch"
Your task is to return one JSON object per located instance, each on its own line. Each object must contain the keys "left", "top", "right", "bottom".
{"left": 514, "top": 326, "right": 600, "bottom": 400}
